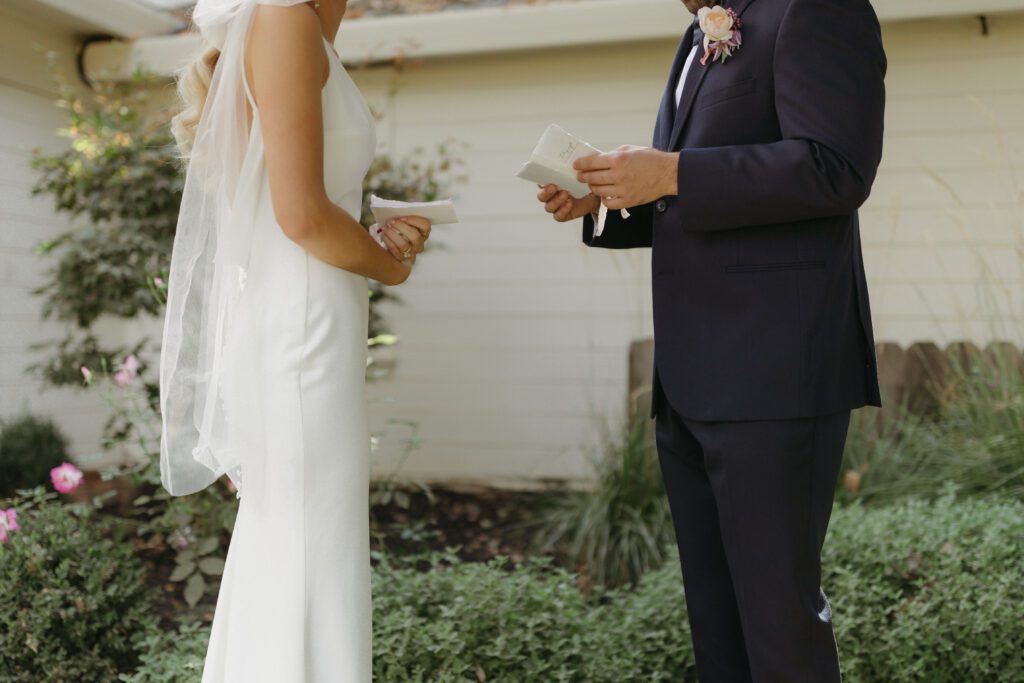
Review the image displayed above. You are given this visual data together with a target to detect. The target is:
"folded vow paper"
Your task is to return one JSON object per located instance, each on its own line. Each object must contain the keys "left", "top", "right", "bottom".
{"left": 370, "top": 195, "right": 459, "bottom": 226}
{"left": 369, "top": 195, "right": 459, "bottom": 251}
{"left": 516, "top": 124, "right": 629, "bottom": 237}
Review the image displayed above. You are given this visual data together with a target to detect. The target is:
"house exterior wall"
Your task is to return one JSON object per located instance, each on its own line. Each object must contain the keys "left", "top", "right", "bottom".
{"left": 0, "top": 8, "right": 116, "bottom": 467}
{"left": 353, "top": 12, "right": 1024, "bottom": 485}
{"left": 4, "top": 7, "right": 1021, "bottom": 483}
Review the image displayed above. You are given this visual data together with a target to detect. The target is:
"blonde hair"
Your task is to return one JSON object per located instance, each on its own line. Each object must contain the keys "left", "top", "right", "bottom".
{"left": 170, "top": 44, "right": 221, "bottom": 156}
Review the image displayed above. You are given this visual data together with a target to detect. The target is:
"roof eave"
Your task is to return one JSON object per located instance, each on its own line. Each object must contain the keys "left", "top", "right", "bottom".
{"left": 82, "top": 0, "right": 1024, "bottom": 80}
{"left": 32, "top": 0, "right": 184, "bottom": 37}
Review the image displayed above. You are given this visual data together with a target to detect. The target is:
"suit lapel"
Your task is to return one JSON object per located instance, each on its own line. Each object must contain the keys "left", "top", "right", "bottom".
{"left": 667, "top": 0, "right": 758, "bottom": 151}
{"left": 654, "top": 26, "right": 696, "bottom": 151}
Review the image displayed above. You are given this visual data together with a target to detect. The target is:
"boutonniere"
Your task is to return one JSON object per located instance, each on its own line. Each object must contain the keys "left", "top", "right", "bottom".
{"left": 698, "top": 5, "right": 743, "bottom": 66}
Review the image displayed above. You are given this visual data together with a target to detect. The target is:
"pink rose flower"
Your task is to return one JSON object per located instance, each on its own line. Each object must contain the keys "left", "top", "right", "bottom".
{"left": 0, "top": 508, "right": 19, "bottom": 544}
{"left": 698, "top": 6, "right": 743, "bottom": 66}
{"left": 698, "top": 5, "right": 735, "bottom": 43}
{"left": 50, "top": 462, "right": 84, "bottom": 494}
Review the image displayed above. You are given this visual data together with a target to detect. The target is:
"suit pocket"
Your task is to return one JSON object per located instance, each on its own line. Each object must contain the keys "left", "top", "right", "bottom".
{"left": 697, "top": 77, "right": 757, "bottom": 111}
{"left": 725, "top": 260, "right": 825, "bottom": 273}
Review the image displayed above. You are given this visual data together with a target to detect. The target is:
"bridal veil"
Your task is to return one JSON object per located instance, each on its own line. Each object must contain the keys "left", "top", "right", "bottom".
{"left": 159, "top": 0, "right": 310, "bottom": 496}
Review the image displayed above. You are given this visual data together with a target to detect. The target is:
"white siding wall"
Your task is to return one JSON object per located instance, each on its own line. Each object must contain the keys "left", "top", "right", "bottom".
{"left": 352, "top": 13, "right": 1024, "bottom": 485}
{"left": 0, "top": 10, "right": 115, "bottom": 467}
{"left": 866, "top": 15, "right": 1024, "bottom": 344}
{"left": 4, "top": 8, "right": 1021, "bottom": 484}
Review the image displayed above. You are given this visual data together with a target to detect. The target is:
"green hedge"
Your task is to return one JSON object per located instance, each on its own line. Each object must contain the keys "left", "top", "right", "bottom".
{"left": 126, "top": 496, "right": 1023, "bottom": 683}
{"left": 119, "top": 621, "right": 209, "bottom": 683}
{"left": 0, "top": 493, "right": 157, "bottom": 682}
{"left": 0, "top": 415, "right": 69, "bottom": 497}
{"left": 825, "top": 496, "right": 1024, "bottom": 682}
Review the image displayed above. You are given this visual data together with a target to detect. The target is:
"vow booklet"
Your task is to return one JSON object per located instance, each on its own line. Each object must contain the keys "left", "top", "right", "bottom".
{"left": 516, "top": 124, "right": 629, "bottom": 237}
{"left": 516, "top": 124, "right": 599, "bottom": 199}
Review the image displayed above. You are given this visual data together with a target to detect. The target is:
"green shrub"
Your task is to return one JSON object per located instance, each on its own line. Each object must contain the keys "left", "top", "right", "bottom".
{"left": 372, "top": 556, "right": 591, "bottom": 682}
{"left": 825, "top": 495, "right": 1024, "bottom": 683}
{"left": 535, "top": 417, "right": 674, "bottom": 588}
{"left": 131, "top": 497, "right": 1022, "bottom": 682}
{"left": 0, "top": 490, "right": 158, "bottom": 682}
{"left": 119, "top": 621, "right": 209, "bottom": 683}
{"left": 0, "top": 415, "right": 70, "bottom": 497}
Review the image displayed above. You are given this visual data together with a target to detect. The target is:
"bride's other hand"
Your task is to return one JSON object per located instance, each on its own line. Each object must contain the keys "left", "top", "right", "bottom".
{"left": 379, "top": 217, "right": 431, "bottom": 262}
{"left": 537, "top": 184, "right": 601, "bottom": 222}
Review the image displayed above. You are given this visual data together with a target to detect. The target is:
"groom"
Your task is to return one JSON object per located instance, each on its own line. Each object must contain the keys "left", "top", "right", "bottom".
{"left": 537, "top": 0, "right": 886, "bottom": 680}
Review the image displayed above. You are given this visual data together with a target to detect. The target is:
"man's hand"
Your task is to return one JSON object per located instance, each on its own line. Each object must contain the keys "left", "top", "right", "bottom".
{"left": 537, "top": 184, "right": 602, "bottom": 222}
{"left": 574, "top": 145, "right": 679, "bottom": 210}
{"left": 379, "top": 216, "right": 431, "bottom": 262}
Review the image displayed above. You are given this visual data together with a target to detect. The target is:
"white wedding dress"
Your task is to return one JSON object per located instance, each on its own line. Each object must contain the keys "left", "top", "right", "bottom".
{"left": 200, "top": 35, "right": 377, "bottom": 682}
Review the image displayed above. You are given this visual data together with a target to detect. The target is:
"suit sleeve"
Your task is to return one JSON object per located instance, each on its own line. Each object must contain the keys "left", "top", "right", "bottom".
{"left": 581, "top": 201, "right": 654, "bottom": 249}
{"left": 674, "top": 0, "right": 886, "bottom": 232}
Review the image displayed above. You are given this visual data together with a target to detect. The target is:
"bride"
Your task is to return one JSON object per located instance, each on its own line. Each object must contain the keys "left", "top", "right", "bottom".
{"left": 159, "top": 1, "right": 429, "bottom": 680}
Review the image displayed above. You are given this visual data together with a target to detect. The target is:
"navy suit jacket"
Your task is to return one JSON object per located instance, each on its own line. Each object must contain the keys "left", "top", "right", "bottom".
{"left": 584, "top": 0, "right": 886, "bottom": 421}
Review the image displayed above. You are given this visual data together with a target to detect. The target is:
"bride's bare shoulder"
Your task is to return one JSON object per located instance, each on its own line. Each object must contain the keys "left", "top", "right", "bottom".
{"left": 247, "top": 3, "right": 327, "bottom": 90}
{"left": 249, "top": 3, "right": 322, "bottom": 52}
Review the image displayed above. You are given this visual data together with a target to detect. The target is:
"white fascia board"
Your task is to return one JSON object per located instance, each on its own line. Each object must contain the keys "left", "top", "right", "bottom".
{"left": 337, "top": 0, "right": 1024, "bottom": 63}
{"left": 32, "top": 0, "right": 184, "bottom": 37}
{"left": 83, "top": 0, "right": 1024, "bottom": 80}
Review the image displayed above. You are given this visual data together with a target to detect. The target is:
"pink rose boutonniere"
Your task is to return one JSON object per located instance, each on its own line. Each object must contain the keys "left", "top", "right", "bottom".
{"left": 698, "top": 5, "right": 743, "bottom": 66}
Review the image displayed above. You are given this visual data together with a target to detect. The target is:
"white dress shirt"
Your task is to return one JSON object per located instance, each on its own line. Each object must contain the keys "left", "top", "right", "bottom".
{"left": 675, "top": 41, "right": 702, "bottom": 108}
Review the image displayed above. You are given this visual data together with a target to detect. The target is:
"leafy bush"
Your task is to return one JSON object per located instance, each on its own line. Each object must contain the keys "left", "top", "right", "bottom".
{"left": 0, "top": 415, "right": 70, "bottom": 497}
{"left": 825, "top": 495, "right": 1024, "bottom": 683}
{"left": 83, "top": 365, "right": 238, "bottom": 612}
{"left": 0, "top": 490, "right": 158, "bottom": 682}
{"left": 130, "top": 496, "right": 1023, "bottom": 682}
{"left": 841, "top": 347, "right": 1024, "bottom": 504}
{"left": 30, "top": 62, "right": 465, "bottom": 386}
{"left": 119, "top": 621, "right": 210, "bottom": 683}
{"left": 535, "top": 417, "right": 674, "bottom": 588}
{"left": 372, "top": 556, "right": 594, "bottom": 682}
{"left": 29, "top": 67, "right": 180, "bottom": 388}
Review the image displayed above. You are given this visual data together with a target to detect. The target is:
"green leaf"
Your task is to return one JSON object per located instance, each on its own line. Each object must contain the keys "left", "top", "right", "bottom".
{"left": 184, "top": 572, "right": 206, "bottom": 607}
{"left": 197, "top": 537, "right": 219, "bottom": 556}
{"left": 168, "top": 561, "right": 195, "bottom": 582}
{"left": 197, "top": 557, "right": 225, "bottom": 576}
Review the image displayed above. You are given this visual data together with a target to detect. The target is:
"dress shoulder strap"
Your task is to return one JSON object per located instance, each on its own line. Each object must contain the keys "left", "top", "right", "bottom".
{"left": 241, "top": 58, "right": 258, "bottom": 112}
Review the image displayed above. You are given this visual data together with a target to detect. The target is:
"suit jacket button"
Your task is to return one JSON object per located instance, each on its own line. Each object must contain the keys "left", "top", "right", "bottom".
{"left": 655, "top": 199, "right": 668, "bottom": 213}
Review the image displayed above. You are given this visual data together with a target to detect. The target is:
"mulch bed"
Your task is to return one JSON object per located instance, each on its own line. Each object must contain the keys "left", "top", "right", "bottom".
{"left": 370, "top": 486, "right": 552, "bottom": 564}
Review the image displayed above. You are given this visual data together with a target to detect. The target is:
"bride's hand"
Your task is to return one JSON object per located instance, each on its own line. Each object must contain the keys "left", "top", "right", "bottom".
{"left": 379, "top": 216, "right": 432, "bottom": 262}
{"left": 537, "top": 184, "right": 601, "bottom": 222}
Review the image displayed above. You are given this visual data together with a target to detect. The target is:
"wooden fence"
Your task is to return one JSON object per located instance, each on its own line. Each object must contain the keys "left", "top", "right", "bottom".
{"left": 627, "top": 339, "right": 1024, "bottom": 419}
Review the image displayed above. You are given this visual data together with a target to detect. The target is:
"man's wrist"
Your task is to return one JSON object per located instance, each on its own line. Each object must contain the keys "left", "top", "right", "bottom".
{"left": 663, "top": 152, "right": 680, "bottom": 197}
